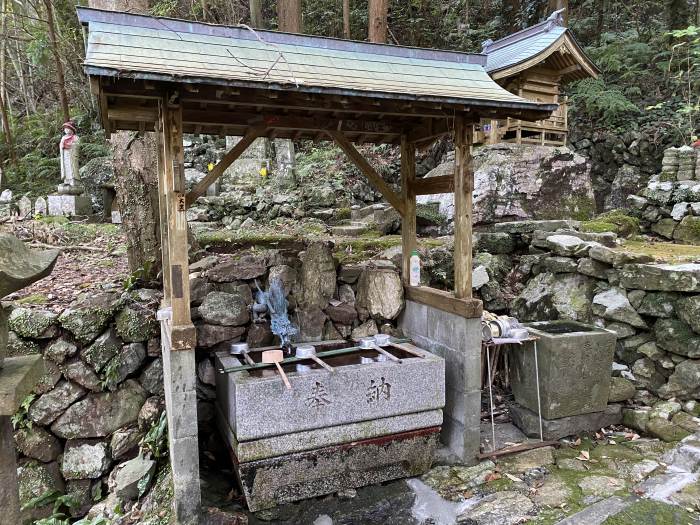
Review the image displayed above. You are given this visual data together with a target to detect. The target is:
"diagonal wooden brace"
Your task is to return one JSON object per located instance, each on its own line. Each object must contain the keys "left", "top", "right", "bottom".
{"left": 185, "top": 124, "right": 268, "bottom": 206}
{"left": 328, "top": 130, "right": 405, "bottom": 216}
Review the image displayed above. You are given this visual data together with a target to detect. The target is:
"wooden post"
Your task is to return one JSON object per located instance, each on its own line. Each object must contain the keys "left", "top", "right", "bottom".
{"left": 156, "top": 101, "right": 171, "bottom": 302}
{"left": 453, "top": 116, "right": 473, "bottom": 299}
{"left": 401, "top": 135, "right": 416, "bottom": 285}
{"left": 160, "top": 94, "right": 195, "bottom": 350}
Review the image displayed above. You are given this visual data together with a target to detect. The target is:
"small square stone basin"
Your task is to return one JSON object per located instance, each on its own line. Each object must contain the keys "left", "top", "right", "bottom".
{"left": 509, "top": 320, "right": 616, "bottom": 420}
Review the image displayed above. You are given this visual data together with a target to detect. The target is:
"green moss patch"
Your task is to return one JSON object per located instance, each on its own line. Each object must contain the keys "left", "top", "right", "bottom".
{"left": 601, "top": 499, "right": 697, "bottom": 525}
{"left": 581, "top": 210, "right": 640, "bottom": 237}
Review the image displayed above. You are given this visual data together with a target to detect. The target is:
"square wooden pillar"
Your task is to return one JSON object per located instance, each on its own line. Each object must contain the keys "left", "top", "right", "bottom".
{"left": 401, "top": 135, "right": 416, "bottom": 284}
{"left": 156, "top": 95, "right": 201, "bottom": 524}
{"left": 453, "top": 116, "right": 474, "bottom": 299}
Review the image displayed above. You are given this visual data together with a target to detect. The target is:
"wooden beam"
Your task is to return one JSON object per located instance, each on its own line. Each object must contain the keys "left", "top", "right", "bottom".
{"left": 161, "top": 94, "right": 196, "bottom": 350}
{"left": 411, "top": 175, "right": 454, "bottom": 195}
{"left": 185, "top": 125, "right": 267, "bottom": 206}
{"left": 328, "top": 130, "right": 405, "bottom": 216}
{"left": 401, "top": 135, "right": 416, "bottom": 285}
{"left": 453, "top": 115, "right": 474, "bottom": 299}
{"left": 405, "top": 286, "right": 482, "bottom": 319}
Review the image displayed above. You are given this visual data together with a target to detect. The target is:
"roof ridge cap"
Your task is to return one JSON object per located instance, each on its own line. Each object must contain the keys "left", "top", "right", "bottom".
{"left": 482, "top": 11, "right": 566, "bottom": 53}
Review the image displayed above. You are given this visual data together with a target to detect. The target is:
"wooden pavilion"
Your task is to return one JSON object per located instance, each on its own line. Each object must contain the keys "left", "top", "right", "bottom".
{"left": 77, "top": 7, "right": 556, "bottom": 522}
{"left": 477, "top": 9, "right": 599, "bottom": 146}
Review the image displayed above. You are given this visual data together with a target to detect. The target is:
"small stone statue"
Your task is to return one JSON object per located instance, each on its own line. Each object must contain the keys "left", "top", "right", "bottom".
{"left": 58, "top": 121, "right": 83, "bottom": 195}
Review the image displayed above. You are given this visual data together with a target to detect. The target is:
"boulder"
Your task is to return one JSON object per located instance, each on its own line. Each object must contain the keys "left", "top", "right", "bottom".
{"left": 511, "top": 272, "right": 596, "bottom": 322}
{"left": 474, "top": 232, "right": 516, "bottom": 254}
{"left": 296, "top": 306, "right": 326, "bottom": 342}
{"left": 189, "top": 277, "right": 216, "bottom": 306}
{"left": 592, "top": 288, "right": 647, "bottom": 328}
{"left": 650, "top": 400, "right": 682, "bottom": 420}
{"left": 115, "top": 305, "right": 157, "bottom": 343}
{"left": 588, "top": 245, "right": 653, "bottom": 268}
{"left": 61, "top": 358, "right": 102, "bottom": 391}
{"left": 198, "top": 292, "right": 249, "bottom": 326}
{"left": 81, "top": 327, "right": 122, "bottom": 373}
{"left": 196, "top": 323, "right": 245, "bottom": 348}
{"left": 646, "top": 417, "right": 691, "bottom": 442}
{"left": 139, "top": 358, "right": 164, "bottom": 395}
{"left": 472, "top": 266, "right": 490, "bottom": 289}
{"left": 197, "top": 359, "right": 216, "bottom": 387}
{"left": 103, "top": 343, "right": 146, "bottom": 390}
{"left": 622, "top": 407, "right": 650, "bottom": 432}
{"left": 619, "top": 264, "right": 700, "bottom": 292}
{"left": 61, "top": 440, "right": 111, "bottom": 480}
{"left": 206, "top": 255, "right": 267, "bottom": 282}
{"left": 651, "top": 218, "right": 678, "bottom": 239}
{"left": 268, "top": 264, "right": 298, "bottom": 294}
{"left": 658, "top": 359, "right": 700, "bottom": 399}
{"left": 457, "top": 490, "right": 534, "bottom": 525}
{"left": 325, "top": 303, "right": 358, "bottom": 325}
{"left": 114, "top": 455, "right": 156, "bottom": 501}
{"left": 577, "top": 257, "right": 610, "bottom": 279}
{"left": 356, "top": 269, "right": 404, "bottom": 320}
{"left": 8, "top": 308, "right": 58, "bottom": 338}
{"left": 419, "top": 144, "right": 594, "bottom": 225}
{"left": 675, "top": 295, "right": 700, "bottom": 333}
{"left": 138, "top": 396, "right": 164, "bottom": 429}
{"left": 655, "top": 318, "right": 700, "bottom": 358}
{"left": 246, "top": 323, "right": 273, "bottom": 348}
{"left": 51, "top": 380, "right": 147, "bottom": 439}
{"left": 604, "top": 322, "right": 636, "bottom": 339}
{"left": 14, "top": 426, "right": 62, "bottom": 463}
{"left": 297, "top": 242, "right": 336, "bottom": 308}
{"left": 29, "top": 380, "right": 86, "bottom": 426}
{"left": 351, "top": 319, "right": 378, "bottom": 340}
{"left": 608, "top": 377, "right": 636, "bottom": 402}
{"left": 674, "top": 216, "right": 700, "bottom": 245}
{"left": 631, "top": 358, "right": 666, "bottom": 392}
{"left": 45, "top": 338, "right": 78, "bottom": 364}
{"left": 637, "top": 292, "right": 677, "bottom": 318}
{"left": 17, "top": 461, "right": 64, "bottom": 512}
{"left": 110, "top": 427, "right": 143, "bottom": 460}
{"left": 545, "top": 235, "right": 587, "bottom": 256}
{"left": 58, "top": 292, "right": 121, "bottom": 344}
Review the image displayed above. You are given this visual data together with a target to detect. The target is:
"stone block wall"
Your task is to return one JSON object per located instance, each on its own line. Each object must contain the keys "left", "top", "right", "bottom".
{"left": 476, "top": 221, "right": 700, "bottom": 441}
{"left": 5, "top": 240, "right": 408, "bottom": 520}
{"left": 400, "top": 301, "right": 481, "bottom": 464}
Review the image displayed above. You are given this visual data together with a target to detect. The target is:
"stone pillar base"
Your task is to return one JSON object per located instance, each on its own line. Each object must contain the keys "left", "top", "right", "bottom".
{"left": 399, "top": 299, "right": 481, "bottom": 464}
{"left": 48, "top": 195, "right": 92, "bottom": 217}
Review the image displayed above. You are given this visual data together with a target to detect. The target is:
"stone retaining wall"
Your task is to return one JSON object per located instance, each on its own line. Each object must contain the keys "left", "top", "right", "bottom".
{"left": 6, "top": 240, "right": 406, "bottom": 521}
{"left": 472, "top": 220, "right": 700, "bottom": 442}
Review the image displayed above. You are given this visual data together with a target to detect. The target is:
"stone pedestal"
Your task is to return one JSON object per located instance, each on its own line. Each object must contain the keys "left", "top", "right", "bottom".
{"left": 399, "top": 300, "right": 482, "bottom": 464}
{"left": 510, "top": 403, "right": 622, "bottom": 440}
{"left": 0, "top": 355, "right": 45, "bottom": 523}
{"left": 0, "top": 305, "right": 8, "bottom": 368}
{"left": 48, "top": 194, "right": 92, "bottom": 217}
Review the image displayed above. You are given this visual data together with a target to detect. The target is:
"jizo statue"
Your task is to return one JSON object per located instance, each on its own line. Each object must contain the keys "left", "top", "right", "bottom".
{"left": 58, "top": 121, "right": 83, "bottom": 195}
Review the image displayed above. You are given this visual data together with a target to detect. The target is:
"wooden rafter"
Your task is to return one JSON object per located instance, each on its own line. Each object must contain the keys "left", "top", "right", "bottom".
{"left": 328, "top": 130, "right": 405, "bottom": 216}
{"left": 412, "top": 176, "right": 454, "bottom": 195}
{"left": 185, "top": 125, "right": 267, "bottom": 206}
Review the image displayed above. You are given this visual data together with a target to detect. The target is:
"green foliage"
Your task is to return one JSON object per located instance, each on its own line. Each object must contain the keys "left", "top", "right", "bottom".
{"left": 141, "top": 411, "right": 169, "bottom": 459}
{"left": 23, "top": 489, "right": 80, "bottom": 525}
{"left": 122, "top": 259, "right": 155, "bottom": 291}
{"left": 569, "top": 78, "right": 639, "bottom": 128}
{"left": 12, "top": 394, "right": 36, "bottom": 430}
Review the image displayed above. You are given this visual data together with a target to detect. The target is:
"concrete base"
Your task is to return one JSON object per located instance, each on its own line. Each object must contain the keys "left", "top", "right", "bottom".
{"left": 0, "top": 305, "right": 7, "bottom": 368}
{"left": 233, "top": 427, "right": 439, "bottom": 512}
{"left": 160, "top": 318, "right": 201, "bottom": 524}
{"left": 399, "top": 300, "right": 481, "bottom": 464}
{"left": 510, "top": 403, "right": 623, "bottom": 440}
{"left": 48, "top": 194, "right": 92, "bottom": 217}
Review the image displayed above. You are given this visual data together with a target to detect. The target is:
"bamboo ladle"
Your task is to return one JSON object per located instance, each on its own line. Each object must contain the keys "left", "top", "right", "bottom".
{"left": 262, "top": 349, "right": 292, "bottom": 390}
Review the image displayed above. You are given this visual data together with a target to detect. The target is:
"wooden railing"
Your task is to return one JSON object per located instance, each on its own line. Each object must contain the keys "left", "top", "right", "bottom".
{"left": 475, "top": 98, "right": 568, "bottom": 146}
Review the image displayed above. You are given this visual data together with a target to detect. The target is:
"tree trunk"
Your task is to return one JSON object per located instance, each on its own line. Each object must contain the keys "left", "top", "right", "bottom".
{"left": 277, "top": 0, "right": 302, "bottom": 32}
{"left": 0, "top": 0, "right": 16, "bottom": 169}
{"left": 89, "top": 0, "right": 161, "bottom": 279}
{"left": 42, "top": 0, "right": 70, "bottom": 123}
{"left": 368, "top": 0, "right": 388, "bottom": 43}
{"left": 667, "top": 0, "right": 689, "bottom": 30}
{"left": 110, "top": 131, "right": 162, "bottom": 277}
{"left": 343, "top": 0, "right": 350, "bottom": 38}
{"left": 249, "top": 0, "right": 264, "bottom": 28}
{"left": 596, "top": 0, "right": 605, "bottom": 44}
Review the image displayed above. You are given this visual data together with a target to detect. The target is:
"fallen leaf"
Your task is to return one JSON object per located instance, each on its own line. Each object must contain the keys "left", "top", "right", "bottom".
{"left": 485, "top": 472, "right": 502, "bottom": 482}
{"left": 576, "top": 450, "right": 590, "bottom": 461}
{"left": 505, "top": 473, "right": 523, "bottom": 482}
{"left": 573, "top": 437, "right": 581, "bottom": 446}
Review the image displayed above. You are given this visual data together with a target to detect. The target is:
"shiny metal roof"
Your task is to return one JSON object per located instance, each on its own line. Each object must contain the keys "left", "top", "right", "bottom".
{"left": 483, "top": 20, "right": 567, "bottom": 73}
{"left": 77, "top": 7, "right": 553, "bottom": 113}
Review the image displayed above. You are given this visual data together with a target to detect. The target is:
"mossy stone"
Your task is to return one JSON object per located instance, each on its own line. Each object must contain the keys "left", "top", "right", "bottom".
{"left": 8, "top": 308, "right": 57, "bottom": 339}
{"left": 115, "top": 305, "right": 158, "bottom": 343}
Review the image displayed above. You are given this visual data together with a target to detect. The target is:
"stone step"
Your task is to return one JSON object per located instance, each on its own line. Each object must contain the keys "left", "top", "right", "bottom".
{"left": 330, "top": 223, "right": 370, "bottom": 237}
{"left": 554, "top": 496, "right": 636, "bottom": 525}
{"left": 351, "top": 204, "right": 385, "bottom": 221}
